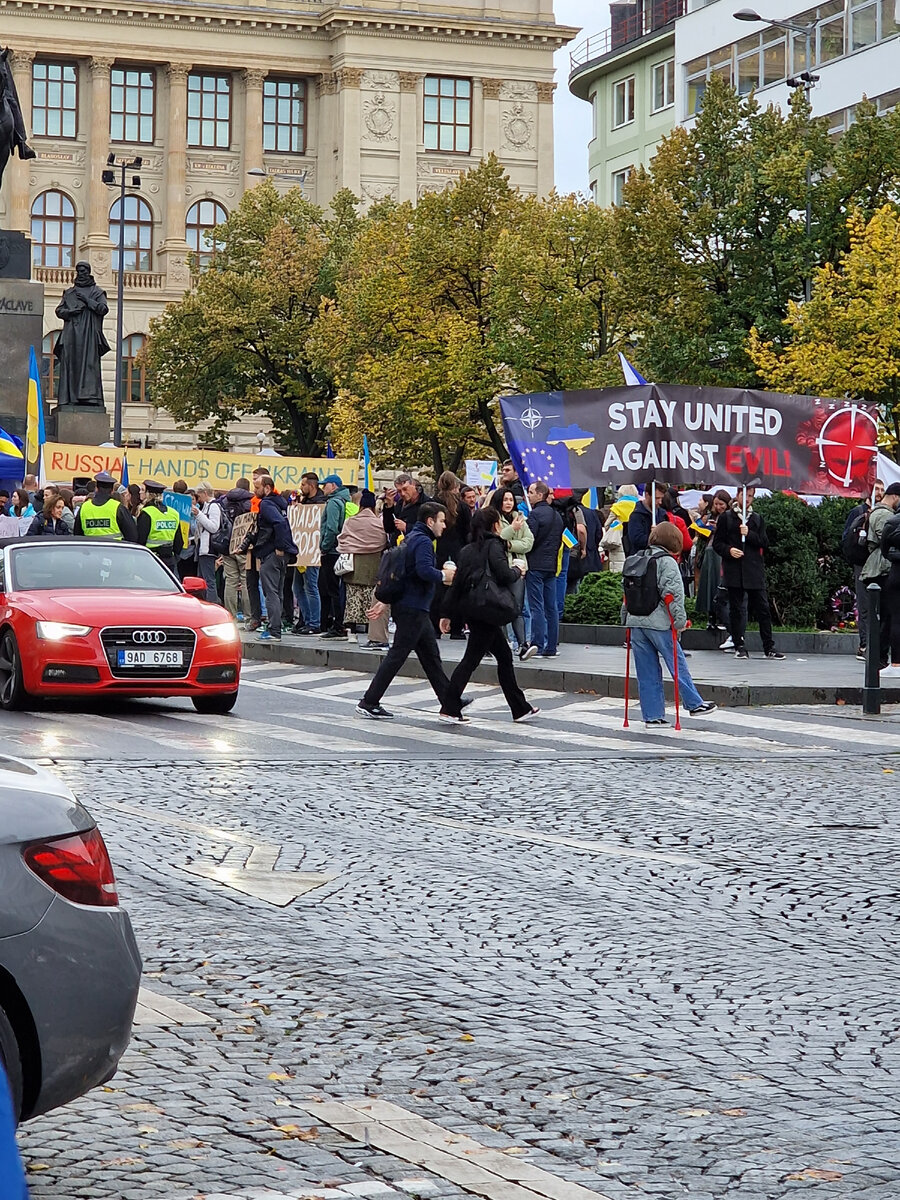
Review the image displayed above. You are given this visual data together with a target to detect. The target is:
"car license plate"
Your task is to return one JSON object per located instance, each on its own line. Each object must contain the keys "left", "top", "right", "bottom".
{"left": 117, "top": 649, "right": 183, "bottom": 667}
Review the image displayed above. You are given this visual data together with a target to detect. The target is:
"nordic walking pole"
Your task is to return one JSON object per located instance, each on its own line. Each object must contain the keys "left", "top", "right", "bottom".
{"left": 663, "top": 593, "right": 681, "bottom": 731}
{"left": 623, "top": 627, "right": 631, "bottom": 728}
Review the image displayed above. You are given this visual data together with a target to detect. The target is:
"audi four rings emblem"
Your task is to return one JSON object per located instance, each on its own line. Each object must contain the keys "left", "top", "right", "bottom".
{"left": 132, "top": 630, "right": 167, "bottom": 644}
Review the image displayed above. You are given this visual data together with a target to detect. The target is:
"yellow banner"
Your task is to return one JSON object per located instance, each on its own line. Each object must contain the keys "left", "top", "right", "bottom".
{"left": 43, "top": 443, "right": 358, "bottom": 491}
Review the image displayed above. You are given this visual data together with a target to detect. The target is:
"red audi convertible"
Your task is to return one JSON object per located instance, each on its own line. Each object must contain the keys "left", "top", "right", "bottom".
{"left": 0, "top": 540, "right": 241, "bottom": 713}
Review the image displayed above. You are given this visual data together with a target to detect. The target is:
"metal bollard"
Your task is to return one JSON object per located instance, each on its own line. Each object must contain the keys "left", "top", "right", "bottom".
{"left": 863, "top": 582, "right": 882, "bottom": 715}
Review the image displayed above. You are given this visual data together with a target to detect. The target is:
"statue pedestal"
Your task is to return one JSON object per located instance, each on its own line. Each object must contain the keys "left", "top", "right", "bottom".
{"left": 52, "top": 405, "right": 111, "bottom": 449}
{"left": 0, "top": 276, "right": 45, "bottom": 444}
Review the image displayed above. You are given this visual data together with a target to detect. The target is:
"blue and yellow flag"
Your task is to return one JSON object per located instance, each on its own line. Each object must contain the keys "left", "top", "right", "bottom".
{"left": 0, "top": 426, "right": 24, "bottom": 479}
{"left": 25, "top": 345, "right": 45, "bottom": 477}
{"left": 121, "top": 453, "right": 130, "bottom": 489}
{"left": 363, "top": 434, "right": 374, "bottom": 492}
{"left": 561, "top": 527, "right": 578, "bottom": 551}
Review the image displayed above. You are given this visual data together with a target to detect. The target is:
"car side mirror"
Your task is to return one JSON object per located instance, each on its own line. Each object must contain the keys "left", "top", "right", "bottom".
{"left": 182, "top": 577, "right": 208, "bottom": 598}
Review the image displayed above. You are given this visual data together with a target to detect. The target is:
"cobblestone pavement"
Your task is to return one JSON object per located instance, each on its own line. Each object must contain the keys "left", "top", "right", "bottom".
{"left": 13, "top": 751, "right": 900, "bottom": 1200}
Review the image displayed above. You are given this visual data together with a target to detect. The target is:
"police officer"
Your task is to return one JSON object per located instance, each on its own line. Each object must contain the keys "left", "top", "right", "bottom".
{"left": 136, "top": 480, "right": 184, "bottom": 568}
{"left": 73, "top": 472, "right": 138, "bottom": 541}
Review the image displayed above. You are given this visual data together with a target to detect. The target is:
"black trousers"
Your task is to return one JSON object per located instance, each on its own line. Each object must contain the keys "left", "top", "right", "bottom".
{"left": 875, "top": 571, "right": 896, "bottom": 665}
{"left": 319, "top": 552, "right": 343, "bottom": 632}
{"left": 442, "top": 620, "right": 530, "bottom": 720}
{"left": 362, "top": 606, "right": 450, "bottom": 706}
{"left": 728, "top": 585, "right": 774, "bottom": 654}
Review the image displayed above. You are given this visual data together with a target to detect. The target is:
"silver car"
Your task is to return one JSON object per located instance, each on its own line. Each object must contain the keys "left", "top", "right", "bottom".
{"left": 0, "top": 755, "right": 141, "bottom": 1119}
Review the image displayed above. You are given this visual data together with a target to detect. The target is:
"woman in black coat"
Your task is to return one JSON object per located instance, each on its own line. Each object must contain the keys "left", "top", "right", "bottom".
{"left": 439, "top": 506, "right": 538, "bottom": 723}
{"left": 26, "top": 495, "right": 72, "bottom": 537}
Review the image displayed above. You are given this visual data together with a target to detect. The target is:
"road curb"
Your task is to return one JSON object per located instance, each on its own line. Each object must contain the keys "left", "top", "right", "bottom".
{"left": 241, "top": 638, "right": 899, "bottom": 707}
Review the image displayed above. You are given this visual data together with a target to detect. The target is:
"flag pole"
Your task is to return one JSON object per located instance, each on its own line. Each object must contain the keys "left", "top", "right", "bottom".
{"left": 741, "top": 485, "right": 747, "bottom": 548}
{"left": 651, "top": 478, "right": 657, "bottom": 528}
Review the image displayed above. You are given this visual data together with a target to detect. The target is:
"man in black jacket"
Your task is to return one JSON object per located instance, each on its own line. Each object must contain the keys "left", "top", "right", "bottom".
{"left": 382, "top": 474, "right": 432, "bottom": 545}
{"left": 220, "top": 479, "right": 252, "bottom": 621}
{"left": 626, "top": 483, "right": 667, "bottom": 554}
{"left": 843, "top": 478, "right": 884, "bottom": 659}
{"left": 525, "top": 481, "right": 564, "bottom": 657}
{"left": 712, "top": 488, "right": 784, "bottom": 661}
{"left": 239, "top": 475, "right": 298, "bottom": 643}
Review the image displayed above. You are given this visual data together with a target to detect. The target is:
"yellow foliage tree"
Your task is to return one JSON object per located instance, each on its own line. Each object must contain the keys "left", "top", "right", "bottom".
{"left": 749, "top": 205, "right": 900, "bottom": 446}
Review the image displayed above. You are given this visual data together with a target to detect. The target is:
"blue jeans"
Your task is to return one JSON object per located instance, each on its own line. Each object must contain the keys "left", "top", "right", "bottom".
{"left": 630, "top": 626, "right": 704, "bottom": 721}
{"left": 294, "top": 566, "right": 321, "bottom": 629}
{"left": 556, "top": 547, "right": 570, "bottom": 616}
{"left": 526, "top": 569, "right": 558, "bottom": 655}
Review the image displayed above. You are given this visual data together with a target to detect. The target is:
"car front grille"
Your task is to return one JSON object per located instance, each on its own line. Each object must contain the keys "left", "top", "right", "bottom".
{"left": 100, "top": 626, "right": 197, "bottom": 679}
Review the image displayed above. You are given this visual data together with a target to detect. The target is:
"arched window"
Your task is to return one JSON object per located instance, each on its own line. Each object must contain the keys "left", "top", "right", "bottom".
{"left": 185, "top": 199, "right": 227, "bottom": 269}
{"left": 41, "top": 331, "right": 62, "bottom": 404}
{"left": 31, "top": 191, "right": 76, "bottom": 268}
{"left": 109, "top": 195, "right": 153, "bottom": 272}
{"left": 121, "top": 333, "right": 148, "bottom": 404}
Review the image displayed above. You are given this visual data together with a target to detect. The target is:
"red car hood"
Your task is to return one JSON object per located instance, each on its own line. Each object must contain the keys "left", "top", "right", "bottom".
{"left": 9, "top": 588, "right": 223, "bottom": 627}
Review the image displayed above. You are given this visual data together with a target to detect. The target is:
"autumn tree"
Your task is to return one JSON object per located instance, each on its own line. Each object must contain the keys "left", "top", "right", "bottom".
{"left": 144, "top": 183, "right": 360, "bottom": 453}
{"left": 749, "top": 205, "right": 900, "bottom": 445}
{"left": 316, "top": 157, "right": 524, "bottom": 474}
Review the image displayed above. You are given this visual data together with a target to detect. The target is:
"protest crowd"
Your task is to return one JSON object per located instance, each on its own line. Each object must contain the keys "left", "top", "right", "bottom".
{"left": 3, "top": 452, "right": 898, "bottom": 726}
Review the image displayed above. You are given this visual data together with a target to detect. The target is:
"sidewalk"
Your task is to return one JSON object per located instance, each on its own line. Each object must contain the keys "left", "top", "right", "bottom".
{"left": 241, "top": 628, "right": 900, "bottom": 708}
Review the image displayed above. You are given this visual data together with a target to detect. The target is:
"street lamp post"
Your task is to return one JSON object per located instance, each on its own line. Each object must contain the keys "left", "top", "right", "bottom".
{"left": 734, "top": 9, "right": 822, "bottom": 301}
{"left": 101, "top": 153, "right": 142, "bottom": 447}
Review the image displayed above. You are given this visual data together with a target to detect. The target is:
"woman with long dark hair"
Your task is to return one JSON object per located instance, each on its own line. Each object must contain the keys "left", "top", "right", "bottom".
{"left": 488, "top": 486, "right": 535, "bottom": 659}
{"left": 431, "top": 471, "right": 471, "bottom": 638}
{"left": 439, "top": 506, "right": 538, "bottom": 723}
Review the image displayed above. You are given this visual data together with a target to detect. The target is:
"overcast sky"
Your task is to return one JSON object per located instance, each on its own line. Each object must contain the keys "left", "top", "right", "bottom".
{"left": 552, "top": 0, "right": 603, "bottom": 196}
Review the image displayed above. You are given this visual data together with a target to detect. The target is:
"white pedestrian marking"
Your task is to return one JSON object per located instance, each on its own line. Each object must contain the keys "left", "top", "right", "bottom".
{"left": 134, "top": 987, "right": 215, "bottom": 1027}
{"left": 696, "top": 707, "right": 900, "bottom": 747}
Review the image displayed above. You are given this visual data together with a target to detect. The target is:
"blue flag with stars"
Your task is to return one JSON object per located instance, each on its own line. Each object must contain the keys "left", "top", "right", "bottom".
{"left": 499, "top": 391, "right": 572, "bottom": 490}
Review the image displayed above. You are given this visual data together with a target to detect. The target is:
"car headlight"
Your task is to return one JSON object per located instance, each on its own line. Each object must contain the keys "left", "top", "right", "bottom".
{"left": 35, "top": 621, "right": 92, "bottom": 640}
{"left": 201, "top": 622, "right": 239, "bottom": 643}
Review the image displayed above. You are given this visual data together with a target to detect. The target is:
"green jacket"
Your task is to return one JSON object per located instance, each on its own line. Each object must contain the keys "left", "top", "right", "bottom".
{"left": 499, "top": 513, "right": 534, "bottom": 563}
{"left": 862, "top": 502, "right": 894, "bottom": 580}
{"left": 320, "top": 486, "right": 350, "bottom": 553}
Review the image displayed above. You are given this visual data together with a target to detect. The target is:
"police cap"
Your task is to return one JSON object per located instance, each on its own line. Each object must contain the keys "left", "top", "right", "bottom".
{"left": 94, "top": 471, "right": 116, "bottom": 486}
{"left": 143, "top": 479, "right": 166, "bottom": 494}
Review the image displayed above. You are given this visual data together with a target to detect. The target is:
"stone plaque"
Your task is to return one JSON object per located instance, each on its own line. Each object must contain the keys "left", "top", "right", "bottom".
{"left": 0, "top": 233, "right": 32, "bottom": 281}
{"left": 0, "top": 277, "right": 45, "bottom": 441}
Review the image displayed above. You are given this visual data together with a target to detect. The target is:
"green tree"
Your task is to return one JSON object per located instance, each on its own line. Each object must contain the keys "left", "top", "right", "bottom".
{"left": 144, "top": 183, "right": 360, "bottom": 453}
{"left": 316, "top": 157, "right": 523, "bottom": 474}
{"left": 748, "top": 206, "right": 900, "bottom": 445}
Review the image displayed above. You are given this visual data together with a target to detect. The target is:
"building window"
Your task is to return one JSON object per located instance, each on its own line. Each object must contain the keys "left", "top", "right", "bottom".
{"left": 32, "top": 61, "right": 78, "bottom": 138}
{"left": 121, "top": 334, "right": 148, "bottom": 404}
{"left": 185, "top": 199, "right": 228, "bottom": 269}
{"left": 109, "top": 195, "right": 153, "bottom": 272}
{"left": 111, "top": 67, "right": 155, "bottom": 144}
{"left": 613, "top": 76, "right": 635, "bottom": 127}
{"left": 652, "top": 59, "right": 675, "bottom": 111}
{"left": 30, "top": 190, "right": 76, "bottom": 268}
{"left": 41, "top": 332, "right": 62, "bottom": 406}
{"left": 612, "top": 166, "right": 633, "bottom": 205}
{"left": 423, "top": 76, "right": 471, "bottom": 153}
{"left": 187, "top": 74, "right": 231, "bottom": 149}
{"left": 263, "top": 78, "right": 306, "bottom": 154}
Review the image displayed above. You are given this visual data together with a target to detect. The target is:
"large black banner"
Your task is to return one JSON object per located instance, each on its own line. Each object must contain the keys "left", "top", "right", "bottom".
{"left": 499, "top": 385, "right": 878, "bottom": 497}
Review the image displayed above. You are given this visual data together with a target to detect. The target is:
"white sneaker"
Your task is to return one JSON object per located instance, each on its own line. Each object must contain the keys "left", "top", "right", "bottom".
{"left": 720, "top": 636, "right": 734, "bottom": 651}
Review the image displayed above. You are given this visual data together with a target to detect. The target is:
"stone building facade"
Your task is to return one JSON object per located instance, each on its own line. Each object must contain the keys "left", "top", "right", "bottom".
{"left": 0, "top": 0, "right": 574, "bottom": 449}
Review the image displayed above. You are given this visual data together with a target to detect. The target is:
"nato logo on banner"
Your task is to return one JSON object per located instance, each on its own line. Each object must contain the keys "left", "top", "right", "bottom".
{"left": 502, "top": 391, "right": 573, "bottom": 491}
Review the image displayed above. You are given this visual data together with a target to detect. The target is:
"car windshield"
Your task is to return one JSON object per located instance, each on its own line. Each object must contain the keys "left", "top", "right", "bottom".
{"left": 8, "top": 544, "right": 181, "bottom": 593}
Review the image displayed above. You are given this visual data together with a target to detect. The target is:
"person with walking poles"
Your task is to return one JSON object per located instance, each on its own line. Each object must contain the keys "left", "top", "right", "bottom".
{"left": 439, "top": 507, "right": 540, "bottom": 724}
{"left": 623, "top": 522, "right": 717, "bottom": 727}
{"left": 356, "top": 502, "right": 457, "bottom": 719}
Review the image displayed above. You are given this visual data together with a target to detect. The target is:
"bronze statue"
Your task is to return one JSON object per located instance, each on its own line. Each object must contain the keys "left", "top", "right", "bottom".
{"left": 0, "top": 48, "right": 36, "bottom": 191}
{"left": 54, "top": 262, "right": 111, "bottom": 408}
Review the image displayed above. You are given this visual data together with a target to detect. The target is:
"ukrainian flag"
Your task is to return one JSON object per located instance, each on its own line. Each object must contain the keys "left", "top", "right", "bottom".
{"left": 25, "top": 346, "right": 45, "bottom": 480}
{"left": 0, "top": 426, "right": 24, "bottom": 478}
{"left": 122, "top": 452, "right": 130, "bottom": 489}
{"left": 363, "top": 434, "right": 374, "bottom": 492}
{"left": 561, "top": 527, "right": 578, "bottom": 551}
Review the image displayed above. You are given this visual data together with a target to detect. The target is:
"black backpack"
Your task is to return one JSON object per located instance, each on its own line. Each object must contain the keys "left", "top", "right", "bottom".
{"left": 842, "top": 509, "right": 870, "bottom": 567}
{"left": 374, "top": 543, "right": 408, "bottom": 604}
{"left": 208, "top": 499, "right": 234, "bottom": 557}
{"left": 622, "top": 548, "right": 665, "bottom": 617}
